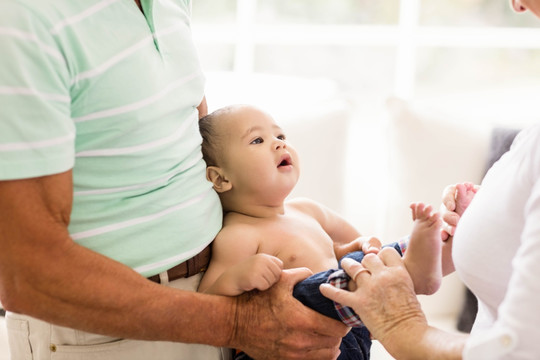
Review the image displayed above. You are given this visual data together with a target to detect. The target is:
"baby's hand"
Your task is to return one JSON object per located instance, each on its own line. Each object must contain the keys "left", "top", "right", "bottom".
{"left": 361, "top": 236, "right": 382, "bottom": 255}
{"left": 334, "top": 236, "right": 382, "bottom": 260}
{"left": 235, "top": 254, "right": 283, "bottom": 292}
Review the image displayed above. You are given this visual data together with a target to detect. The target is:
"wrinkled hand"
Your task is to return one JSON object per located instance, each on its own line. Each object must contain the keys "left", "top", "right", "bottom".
{"left": 232, "top": 268, "right": 347, "bottom": 360}
{"left": 320, "top": 249, "right": 428, "bottom": 358}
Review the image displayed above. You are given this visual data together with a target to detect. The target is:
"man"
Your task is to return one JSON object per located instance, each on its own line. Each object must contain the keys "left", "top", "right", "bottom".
{"left": 0, "top": 0, "right": 346, "bottom": 359}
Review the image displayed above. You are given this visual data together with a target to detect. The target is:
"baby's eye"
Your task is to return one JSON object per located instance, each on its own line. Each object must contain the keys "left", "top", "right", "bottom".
{"left": 250, "top": 137, "right": 263, "bottom": 144}
{"left": 277, "top": 134, "right": 286, "bottom": 141}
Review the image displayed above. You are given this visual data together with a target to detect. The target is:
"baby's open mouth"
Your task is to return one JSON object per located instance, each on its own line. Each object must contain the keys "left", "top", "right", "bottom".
{"left": 278, "top": 155, "right": 292, "bottom": 167}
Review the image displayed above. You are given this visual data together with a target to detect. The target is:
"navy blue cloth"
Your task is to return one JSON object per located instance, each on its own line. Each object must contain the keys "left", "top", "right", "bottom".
{"left": 293, "top": 243, "right": 403, "bottom": 324}
{"left": 236, "top": 242, "right": 403, "bottom": 360}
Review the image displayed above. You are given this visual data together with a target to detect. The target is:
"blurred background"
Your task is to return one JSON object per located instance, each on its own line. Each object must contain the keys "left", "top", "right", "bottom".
{"left": 2, "top": 1, "right": 540, "bottom": 359}
{"left": 191, "top": 0, "right": 540, "bottom": 234}
{"left": 193, "top": 0, "right": 540, "bottom": 100}
{"left": 191, "top": 0, "right": 540, "bottom": 358}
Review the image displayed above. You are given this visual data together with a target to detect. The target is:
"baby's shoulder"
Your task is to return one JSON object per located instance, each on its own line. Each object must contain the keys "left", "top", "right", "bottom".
{"left": 211, "top": 216, "right": 263, "bottom": 258}
{"left": 286, "top": 197, "right": 326, "bottom": 217}
{"left": 217, "top": 213, "right": 261, "bottom": 240}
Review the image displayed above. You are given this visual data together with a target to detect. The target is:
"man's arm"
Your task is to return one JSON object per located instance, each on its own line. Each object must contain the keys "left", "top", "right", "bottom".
{"left": 0, "top": 170, "right": 236, "bottom": 343}
{"left": 0, "top": 171, "right": 347, "bottom": 359}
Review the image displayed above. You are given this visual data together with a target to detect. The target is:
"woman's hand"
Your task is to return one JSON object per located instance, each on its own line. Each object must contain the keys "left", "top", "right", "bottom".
{"left": 439, "top": 182, "right": 479, "bottom": 275}
{"left": 320, "top": 248, "right": 428, "bottom": 358}
{"left": 320, "top": 249, "right": 467, "bottom": 359}
{"left": 440, "top": 182, "right": 479, "bottom": 240}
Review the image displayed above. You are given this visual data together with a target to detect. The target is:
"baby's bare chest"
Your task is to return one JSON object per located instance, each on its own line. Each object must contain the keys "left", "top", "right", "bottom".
{"left": 256, "top": 215, "right": 338, "bottom": 272}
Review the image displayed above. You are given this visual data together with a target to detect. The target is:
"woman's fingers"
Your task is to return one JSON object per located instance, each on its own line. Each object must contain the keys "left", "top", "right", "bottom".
{"left": 341, "top": 258, "right": 371, "bottom": 280}
{"left": 319, "top": 282, "right": 356, "bottom": 306}
{"left": 359, "top": 248, "right": 403, "bottom": 273}
{"left": 442, "top": 184, "right": 457, "bottom": 212}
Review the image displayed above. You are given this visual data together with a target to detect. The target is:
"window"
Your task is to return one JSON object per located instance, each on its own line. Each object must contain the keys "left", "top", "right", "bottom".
{"left": 192, "top": 0, "right": 540, "bottom": 104}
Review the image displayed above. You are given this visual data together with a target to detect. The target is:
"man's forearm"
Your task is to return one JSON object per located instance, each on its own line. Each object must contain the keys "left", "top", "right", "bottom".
{"left": 1, "top": 239, "right": 236, "bottom": 346}
{"left": 0, "top": 171, "right": 236, "bottom": 346}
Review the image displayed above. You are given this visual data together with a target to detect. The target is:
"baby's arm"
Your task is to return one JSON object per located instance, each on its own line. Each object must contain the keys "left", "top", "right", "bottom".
{"left": 198, "top": 225, "right": 283, "bottom": 296}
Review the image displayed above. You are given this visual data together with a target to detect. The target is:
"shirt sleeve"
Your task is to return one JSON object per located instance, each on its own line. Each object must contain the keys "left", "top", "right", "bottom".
{"left": 0, "top": 2, "right": 74, "bottom": 180}
{"left": 464, "top": 144, "right": 540, "bottom": 360}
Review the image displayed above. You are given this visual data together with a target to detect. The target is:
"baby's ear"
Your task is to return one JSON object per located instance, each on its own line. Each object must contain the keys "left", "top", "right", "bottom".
{"left": 206, "top": 166, "right": 232, "bottom": 193}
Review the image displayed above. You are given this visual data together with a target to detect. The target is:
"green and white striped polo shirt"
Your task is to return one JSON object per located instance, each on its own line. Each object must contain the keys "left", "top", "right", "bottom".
{"left": 0, "top": 0, "right": 222, "bottom": 276}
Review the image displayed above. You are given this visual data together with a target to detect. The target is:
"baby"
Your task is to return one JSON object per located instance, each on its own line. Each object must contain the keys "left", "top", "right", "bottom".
{"left": 198, "top": 104, "right": 443, "bottom": 359}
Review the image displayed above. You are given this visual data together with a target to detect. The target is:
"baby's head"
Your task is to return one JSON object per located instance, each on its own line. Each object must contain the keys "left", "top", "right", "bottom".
{"left": 198, "top": 106, "right": 233, "bottom": 168}
{"left": 199, "top": 104, "right": 300, "bottom": 210}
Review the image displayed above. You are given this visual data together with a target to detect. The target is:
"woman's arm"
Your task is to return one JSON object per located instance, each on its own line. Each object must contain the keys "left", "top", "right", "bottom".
{"left": 320, "top": 248, "right": 467, "bottom": 360}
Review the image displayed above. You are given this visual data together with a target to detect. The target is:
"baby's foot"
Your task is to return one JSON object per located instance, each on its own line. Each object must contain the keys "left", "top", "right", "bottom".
{"left": 455, "top": 182, "right": 477, "bottom": 216}
{"left": 404, "top": 203, "right": 442, "bottom": 295}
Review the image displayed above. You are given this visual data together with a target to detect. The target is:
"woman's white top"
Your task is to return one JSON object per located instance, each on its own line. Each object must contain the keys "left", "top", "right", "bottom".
{"left": 454, "top": 123, "right": 540, "bottom": 360}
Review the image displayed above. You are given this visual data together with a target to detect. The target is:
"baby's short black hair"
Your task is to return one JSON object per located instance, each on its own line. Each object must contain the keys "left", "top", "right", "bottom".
{"left": 199, "top": 106, "right": 235, "bottom": 166}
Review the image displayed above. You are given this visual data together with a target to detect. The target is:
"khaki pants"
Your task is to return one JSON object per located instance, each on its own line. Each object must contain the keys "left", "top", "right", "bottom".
{"left": 6, "top": 273, "right": 232, "bottom": 360}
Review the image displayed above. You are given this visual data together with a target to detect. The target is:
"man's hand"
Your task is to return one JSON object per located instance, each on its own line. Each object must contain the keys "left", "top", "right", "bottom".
{"left": 232, "top": 268, "right": 347, "bottom": 360}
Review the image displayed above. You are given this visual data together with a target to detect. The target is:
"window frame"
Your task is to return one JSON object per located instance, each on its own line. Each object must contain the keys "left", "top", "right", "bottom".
{"left": 192, "top": 0, "right": 540, "bottom": 99}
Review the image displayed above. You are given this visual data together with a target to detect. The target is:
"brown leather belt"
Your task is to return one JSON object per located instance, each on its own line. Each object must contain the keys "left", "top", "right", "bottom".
{"left": 148, "top": 245, "right": 211, "bottom": 284}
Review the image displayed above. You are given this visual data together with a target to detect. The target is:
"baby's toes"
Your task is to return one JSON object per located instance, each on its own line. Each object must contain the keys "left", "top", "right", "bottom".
{"left": 421, "top": 204, "right": 433, "bottom": 219}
